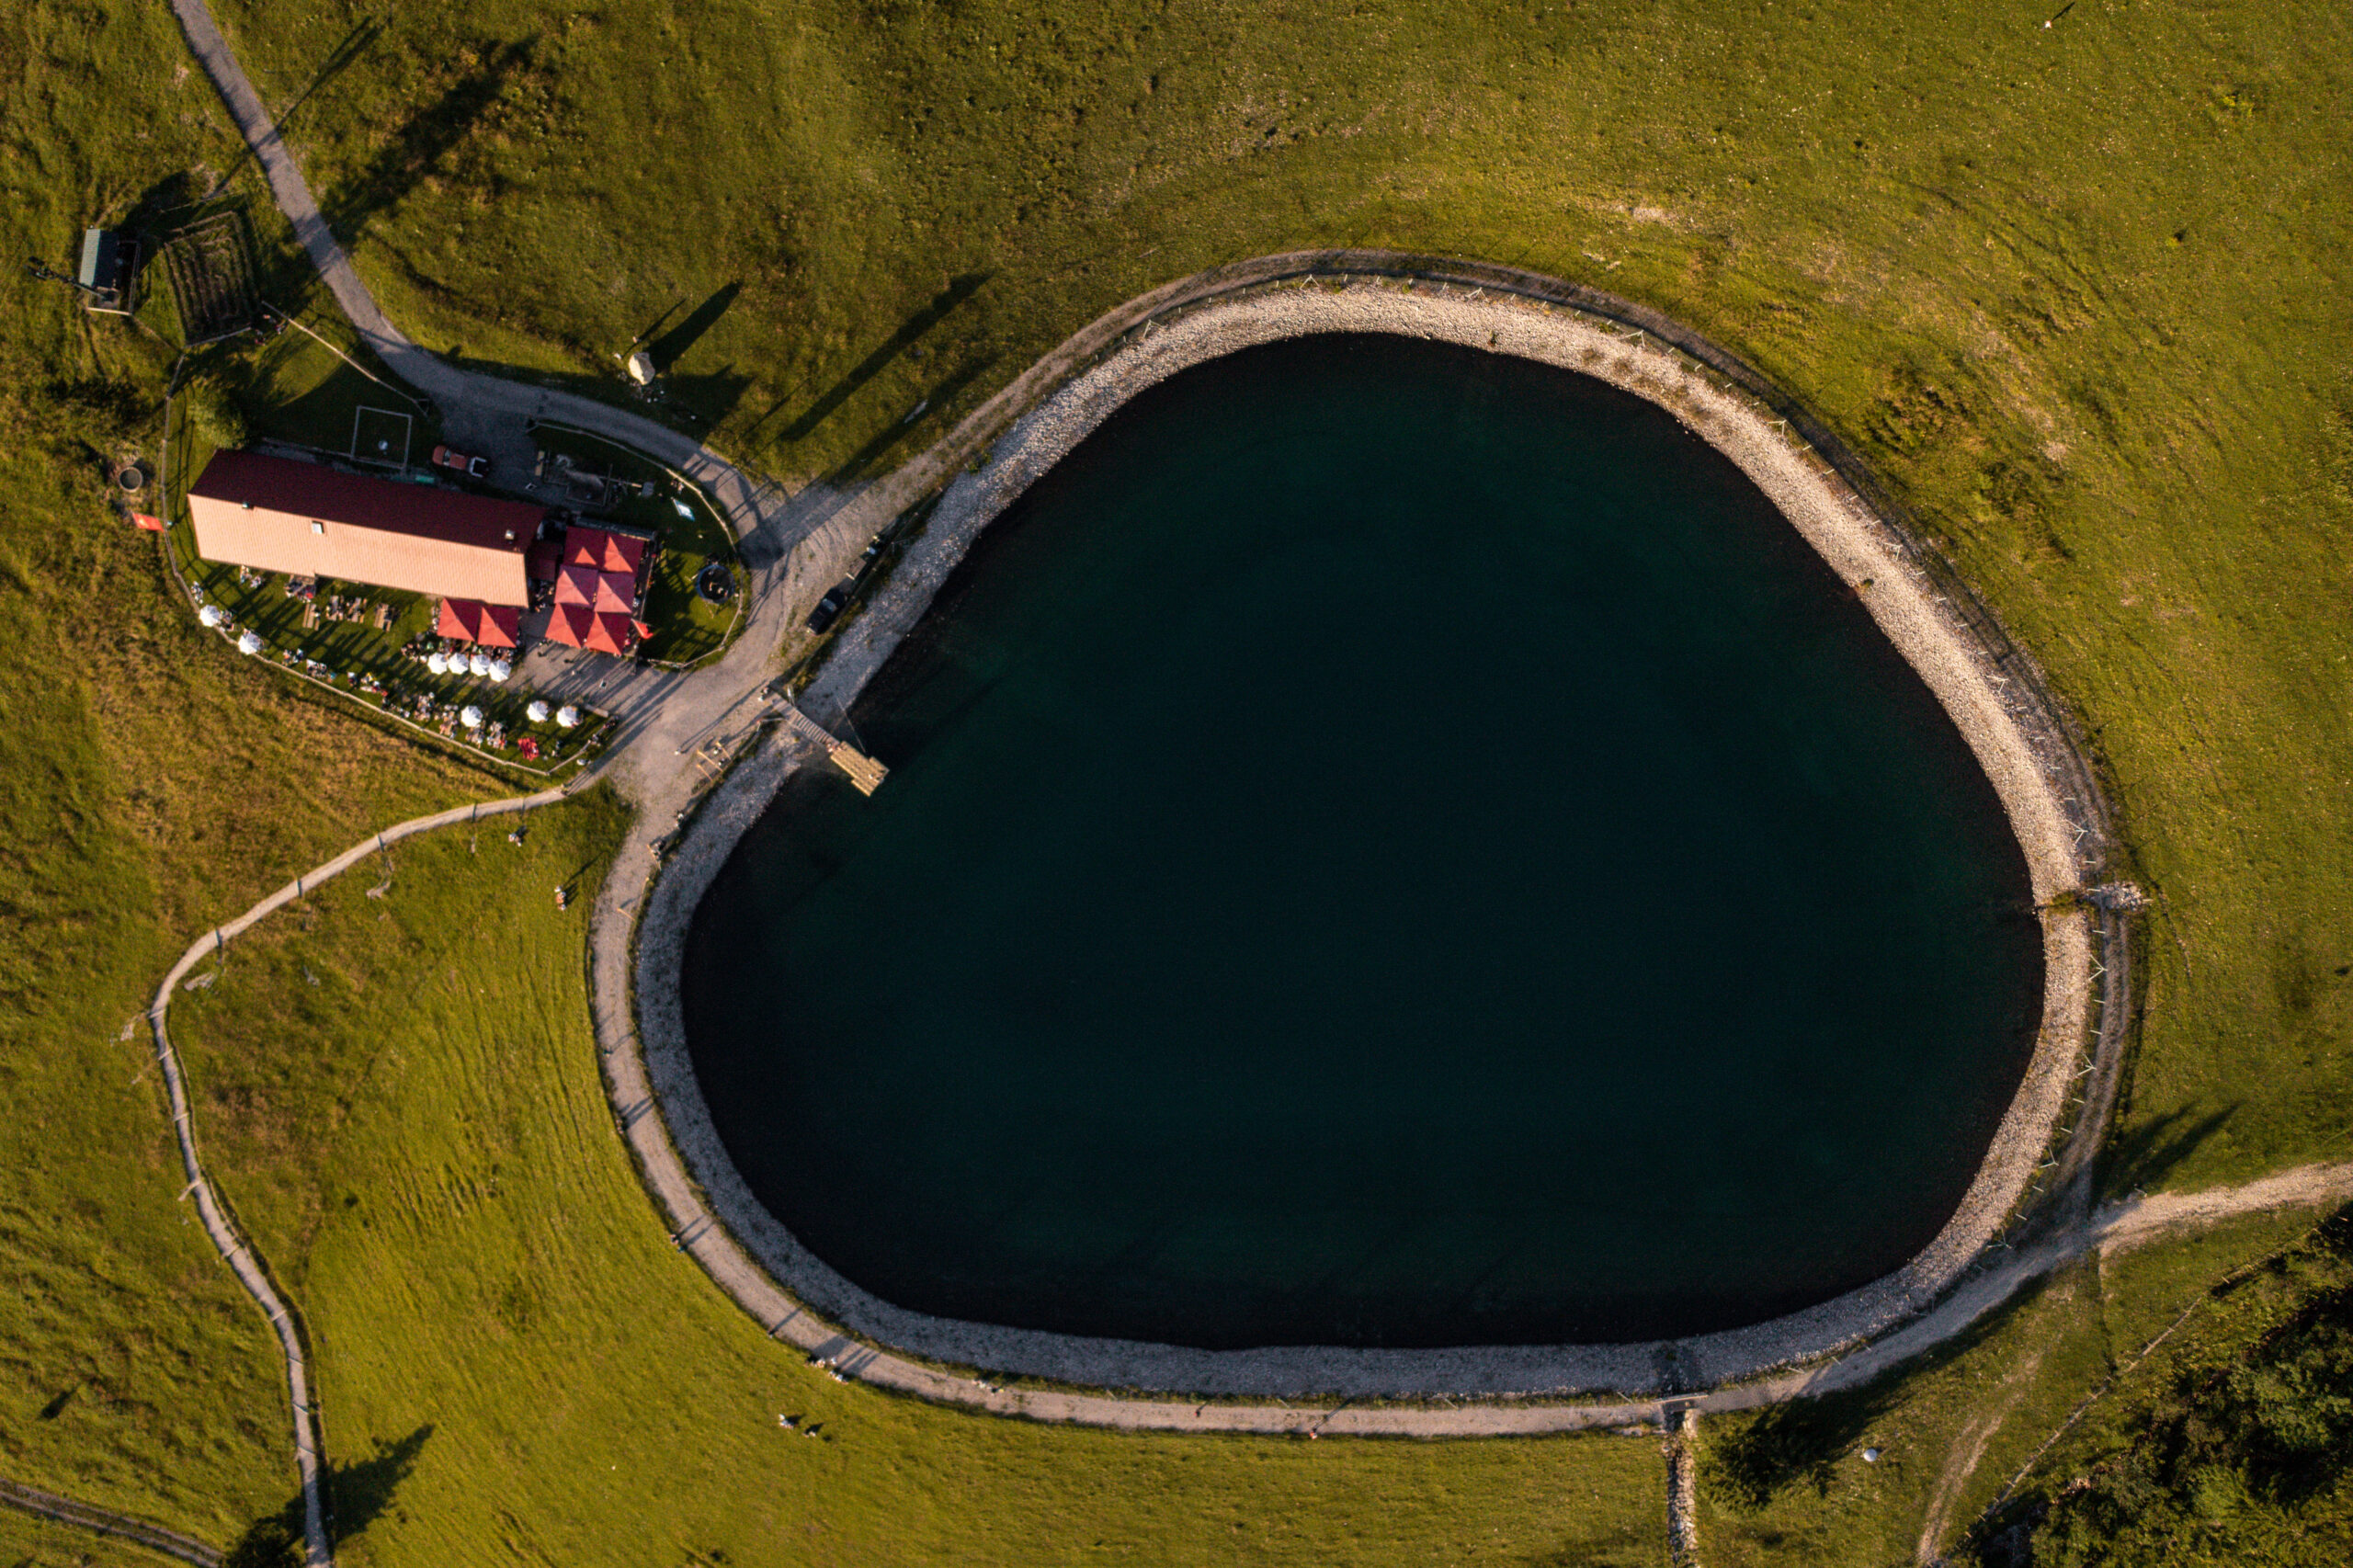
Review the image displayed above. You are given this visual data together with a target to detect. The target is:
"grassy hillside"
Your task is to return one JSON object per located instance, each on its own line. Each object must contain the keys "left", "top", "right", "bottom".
{"left": 0, "top": 0, "right": 513, "bottom": 1538}
{"left": 166, "top": 800, "right": 1671, "bottom": 1567}
{"left": 200, "top": 0, "right": 2353, "bottom": 1193}
{"left": 6, "top": 0, "right": 2353, "bottom": 1560}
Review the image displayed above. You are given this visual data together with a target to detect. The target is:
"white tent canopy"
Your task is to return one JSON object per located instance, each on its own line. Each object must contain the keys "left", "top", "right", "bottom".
{"left": 460, "top": 706, "right": 484, "bottom": 730}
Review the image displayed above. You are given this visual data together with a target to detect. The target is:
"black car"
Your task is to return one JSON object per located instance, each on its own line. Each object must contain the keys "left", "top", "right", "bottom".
{"left": 805, "top": 580, "right": 856, "bottom": 633}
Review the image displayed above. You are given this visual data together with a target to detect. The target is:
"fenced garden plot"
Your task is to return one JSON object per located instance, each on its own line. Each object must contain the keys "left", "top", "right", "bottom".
{"left": 153, "top": 211, "right": 259, "bottom": 347}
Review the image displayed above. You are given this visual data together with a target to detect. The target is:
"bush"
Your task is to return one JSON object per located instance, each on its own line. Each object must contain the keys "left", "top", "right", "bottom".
{"left": 185, "top": 377, "right": 250, "bottom": 449}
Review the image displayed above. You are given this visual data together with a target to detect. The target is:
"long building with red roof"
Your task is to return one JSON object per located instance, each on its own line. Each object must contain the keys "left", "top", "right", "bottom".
{"left": 187, "top": 450, "right": 542, "bottom": 607}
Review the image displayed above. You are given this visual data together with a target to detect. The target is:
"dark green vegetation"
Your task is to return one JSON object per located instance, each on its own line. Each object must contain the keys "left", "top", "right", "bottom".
{"left": 1999, "top": 1211, "right": 2353, "bottom": 1568}
{"left": 1694, "top": 1204, "right": 2353, "bottom": 1568}
{"left": 3, "top": 0, "right": 2348, "bottom": 1562}
{"left": 687, "top": 333, "right": 2044, "bottom": 1348}
{"left": 167, "top": 800, "right": 1670, "bottom": 1567}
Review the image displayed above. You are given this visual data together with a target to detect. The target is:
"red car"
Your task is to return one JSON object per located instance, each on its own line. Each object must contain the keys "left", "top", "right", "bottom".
{"left": 431, "top": 444, "right": 490, "bottom": 479}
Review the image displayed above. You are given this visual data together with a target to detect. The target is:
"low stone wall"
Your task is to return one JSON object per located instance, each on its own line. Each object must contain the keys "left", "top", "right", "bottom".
{"left": 619, "top": 266, "right": 2107, "bottom": 1402}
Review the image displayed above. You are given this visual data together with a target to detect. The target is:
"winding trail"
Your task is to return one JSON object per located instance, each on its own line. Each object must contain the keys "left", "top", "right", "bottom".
{"left": 147, "top": 790, "right": 571, "bottom": 1568}
{"left": 144, "top": 0, "right": 2352, "bottom": 1555}
{"left": 0, "top": 1475, "right": 223, "bottom": 1567}
{"left": 166, "top": 0, "right": 771, "bottom": 537}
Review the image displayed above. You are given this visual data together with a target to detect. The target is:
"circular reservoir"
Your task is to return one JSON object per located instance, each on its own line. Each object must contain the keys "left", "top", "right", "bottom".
{"left": 682, "top": 333, "right": 2046, "bottom": 1351}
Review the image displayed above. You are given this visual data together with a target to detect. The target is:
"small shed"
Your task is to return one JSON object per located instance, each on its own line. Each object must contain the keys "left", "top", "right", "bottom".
{"left": 77, "top": 229, "right": 138, "bottom": 314}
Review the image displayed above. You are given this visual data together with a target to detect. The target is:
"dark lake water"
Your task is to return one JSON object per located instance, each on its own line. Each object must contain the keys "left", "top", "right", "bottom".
{"left": 682, "top": 334, "right": 2045, "bottom": 1351}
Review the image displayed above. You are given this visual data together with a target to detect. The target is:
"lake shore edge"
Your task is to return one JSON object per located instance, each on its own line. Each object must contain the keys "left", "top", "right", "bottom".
{"left": 608, "top": 258, "right": 2119, "bottom": 1405}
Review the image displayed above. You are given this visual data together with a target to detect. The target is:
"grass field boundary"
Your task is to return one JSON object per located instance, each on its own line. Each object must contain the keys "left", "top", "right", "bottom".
{"left": 0, "top": 1475, "right": 224, "bottom": 1567}
{"left": 146, "top": 786, "right": 582, "bottom": 1568}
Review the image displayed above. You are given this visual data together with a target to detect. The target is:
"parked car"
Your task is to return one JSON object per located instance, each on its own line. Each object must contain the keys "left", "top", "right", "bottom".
{"left": 806, "top": 580, "right": 855, "bottom": 633}
{"left": 431, "top": 444, "right": 490, "bottom": 479}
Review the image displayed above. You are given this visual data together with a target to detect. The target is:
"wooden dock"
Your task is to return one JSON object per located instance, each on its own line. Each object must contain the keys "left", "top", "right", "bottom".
{"left": 779, "top": 704, "right": 889, "bottom": 795}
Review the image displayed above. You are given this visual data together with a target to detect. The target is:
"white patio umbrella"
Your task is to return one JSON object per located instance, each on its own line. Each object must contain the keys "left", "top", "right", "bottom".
{"left": 487, "top": 658, "right": 512, "bottom": 683}
{"left": 555, "top": 705, "right": 581, "bottom": 729}
{"left": 198, "top": 604, "right": 226, "bottom": 629}
{"left": 468, "top": 652, "right": 492, "bottom": 678}
{"left": 460, "top": 706, "right": 485, "bottom": 730}
{"left": 426, "top": 652, "right": 449, "bottom": 675}
{"left": 527, "top": 699, "right": 551, "bottom": 723}
{"left": 236, "top": 630, "right": 264, "bottom": 655}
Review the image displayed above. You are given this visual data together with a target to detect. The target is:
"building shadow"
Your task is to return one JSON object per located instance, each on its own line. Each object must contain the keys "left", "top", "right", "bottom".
{"left": 222, "top": 1424, "right": 432, "bottom": 1568}
{"left": 777, "top": 271, "right": 989, "bottom": 442}
{"left": 649, "top": 282, "right": 741, "bottom": 371}
{"left": 317, "top": 39, "right": 536, "bottom": 244}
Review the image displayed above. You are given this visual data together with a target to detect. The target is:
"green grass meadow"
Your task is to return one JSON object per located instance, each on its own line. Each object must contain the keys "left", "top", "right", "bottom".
{"left": 3, "top": 0, "right": 2352, "bottom": 1562}
{"left": 166, "top": 799, "right": 1671, "bottom": 1567}
{"left": 200, "top": 0, "right": 2353, "bottom": 1190}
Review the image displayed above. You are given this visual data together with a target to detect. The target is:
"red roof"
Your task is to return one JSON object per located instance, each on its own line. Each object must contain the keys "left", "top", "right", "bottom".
{"left": 555, "top": 562, "right": 637, "bottom": 615}
{"left": 546, "top": 602, "right": 637, "bottom": 655}
{"left": 563, "top": 525, "right": 649, "bottom": 578}
{"left": 190, "top": 450, "right": 542, "bottom": 555}
{"left": 435, "top": 597, "right": 520, "bottom": 648}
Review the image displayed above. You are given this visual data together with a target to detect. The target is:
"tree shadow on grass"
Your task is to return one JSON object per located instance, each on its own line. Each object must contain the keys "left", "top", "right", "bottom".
{"left": 822, "top": 353, "right": 1001, "bottom": 485}
{"left": 774, "top": 271, "right": 989, "bottom": 442}
{"left": 222, "top": 1424, "right": 431, "bottom": 1568}
{"left": 1705, "top": 1268, "right": 2060, "bottom": 1513}
{"left": 316, "top": 40, "right": 537, "bottom": 245}
{"left": 2099, "top": 1103, "right": 2237, "bottom": 1199}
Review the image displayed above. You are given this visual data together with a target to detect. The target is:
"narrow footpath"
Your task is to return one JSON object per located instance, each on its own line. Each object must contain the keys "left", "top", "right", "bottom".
{"left": 0, "top": 1475, "right": 223, "bottom": 1568}
{"left": 146, "top": 791, "right": 570, "bottom": 1568}
{"left": 149, "top": 0, "right": 2353, "bottom": 1554}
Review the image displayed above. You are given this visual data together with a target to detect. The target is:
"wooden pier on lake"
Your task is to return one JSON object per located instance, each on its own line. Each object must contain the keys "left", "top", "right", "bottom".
{"left": 780, "top": 704, "right": 889, "bottom": 795}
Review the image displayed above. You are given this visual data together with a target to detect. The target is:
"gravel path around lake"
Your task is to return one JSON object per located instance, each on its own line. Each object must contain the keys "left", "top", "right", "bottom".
{"left": 614, "top": 269, "right": 2123, "bottom": 1407}
{"left": 143, "top": 0, "right": 2146, "bottom": 1431}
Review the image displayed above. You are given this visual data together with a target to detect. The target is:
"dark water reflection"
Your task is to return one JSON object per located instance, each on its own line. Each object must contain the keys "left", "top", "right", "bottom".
{"left": 683, "top": 335, "right": 2044, "bottom": 1350}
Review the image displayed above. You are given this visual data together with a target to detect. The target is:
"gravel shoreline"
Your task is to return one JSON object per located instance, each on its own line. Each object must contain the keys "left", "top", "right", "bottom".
{"left": 620, "top": 272, "right": 2101, "bottom": 1401}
